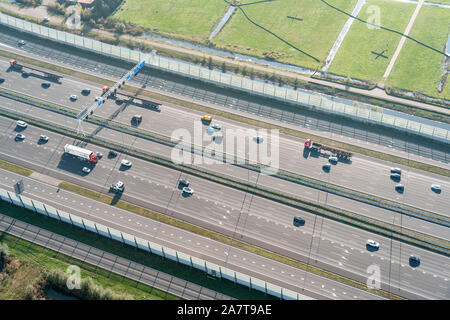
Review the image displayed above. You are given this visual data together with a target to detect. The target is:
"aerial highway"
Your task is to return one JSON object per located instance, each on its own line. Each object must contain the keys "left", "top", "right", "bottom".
{"left": 0, "top": 117, "right": 448, "bottom": 299}
{"left": 0, "top": 40, "right": 449, "bottom": 299}
{"left": 0, "top": 63, "right": 448, "bottom": 224}
{"left": 0, "top": 28, "right": 448, "bottom": 165}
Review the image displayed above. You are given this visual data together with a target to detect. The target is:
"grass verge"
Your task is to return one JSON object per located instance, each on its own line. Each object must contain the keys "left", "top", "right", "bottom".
{"left": 0, "top": 159, "right": 33, "bottom": 176}
{"left": 57, "top": 182, "right": 403, "bottom": 300}
{"left": 0, "top": 232, "right": 180, "bottom": 300}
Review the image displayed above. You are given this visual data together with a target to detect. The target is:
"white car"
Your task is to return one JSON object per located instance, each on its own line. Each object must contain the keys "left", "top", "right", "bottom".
{"left": 328, "top": 156, "right": 338, "bottom": 163}
{"left": 366, "top": 239, "right": 379, "bottom": 249}
{"left": 121, "top": 159, "right": 132, "bottom": 167}
{"left": 16, "top": 120, "right": 27, "bottom": 128}
{"left": 43, "top": 17, "right": 50, "bottom": 23}
{"left": 112, "top": 181, "right": 124, "bottom": 191}
{"left": 82, "top": 167, "right": 91, "bottom": 173}
{"left": 18, "top": 40, "right": 25, "bottom": 46}
{"left": 182, "top": 187, "right": 194, "bottom": 195}
{"left": 212, "top": 123, "right": 221, "bottom": 130}
{"left": 206, "top": 127, "right": 215, "bottom": 135}
{"left": 95, "top": 96, "right": 103, "bottom": 102}
{"left": 15, "top": 133, "right": 25, "bottom": 140}
{"left": 70, "top": 94, "right": 78, "bottom": 101}
{"left": 39, "top": 135, "right": 49, "bottom": 142}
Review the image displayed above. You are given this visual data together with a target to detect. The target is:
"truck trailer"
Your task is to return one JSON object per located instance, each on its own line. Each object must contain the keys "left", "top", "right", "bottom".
{"left": 304, "top": 139, "right": 352, "bottom": 159}
{"left": 63, "top": 144, "right": 98, "bottom": 163}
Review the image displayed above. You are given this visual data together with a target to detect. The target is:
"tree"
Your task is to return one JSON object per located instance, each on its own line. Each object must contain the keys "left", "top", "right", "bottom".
{"left": 221, "top": 62, "right": 226, "bottom": 73}
{"left": 116, "top": 22, "right": 126, "bottom": 34}
{"left": 293, "top": 78, "right": 299, "bottom": 90}
{"left": 208, "top": 57, "right": 213, "bottom": 70}
{"left": 249, "top": 68, "right": 255, "bottom": 79}
{"left": 242, "top": 66, "right": 247, "bottom": 77}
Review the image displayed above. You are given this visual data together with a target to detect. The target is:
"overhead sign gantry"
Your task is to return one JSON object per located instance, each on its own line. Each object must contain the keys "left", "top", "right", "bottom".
{"left": 76, "top": 50, "right": 156, "bottom": 136}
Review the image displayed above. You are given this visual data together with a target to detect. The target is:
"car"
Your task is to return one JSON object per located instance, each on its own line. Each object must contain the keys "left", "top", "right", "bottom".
{"left": 0, "top": 77, "right": 4, "bottom": 84}
{"left": 182, "top": 187, "right": 194, "bottom": 195}
{"left": 322, "top": 163, "right": 331, "bottom": 171}
{"left": 390, "top": 168, "right": 402, "bottom": 175}
{"left": 95, "top": 96, "right": 103, "bottom": 102}
{"left": 431, "top": 184, "right": 441, "bottom": 193}
{"left": 70, "top": 94, "right": 78, "bottom": 101}
{"left": 16, "top": 120, "right": 27, "bottom": 128}
{"left": 15, "top": 133, "right": 25, "bottom": 140}
{"left": 206, "top": 127, "right": 215, "bottom": 135}
{"left": 81, "top": 88, "right": 91, "bottom": 95}
{"left": 43, "top": 17, "right": 50, "bottom": 23}
{"left": 201, "top": 115, "right": 212, "bottom": 122}
{"left": 112, "top": 181, "right": 124, "bottom": 192}
{"left": 39, "top": 135, "right": 49, "bottom": 142}
{"left": 132, "top": 115, "right": 142, "bottom": 123}
{"left": 121, "top": 159, "right": 132, "bottom": 167}
{"left": 179, "top": 179, "right": 189, "bottom": 187}
{"left": 293, "top": 216, "right": 305, "bottom": 227}
{"left": 212, "top": 123, "right": 221, "bottom": 130}
{"left": 82, "top": 167, "right": 91, "bottom": 173}
{"left": 22, "top": 71, "right": 30, "bottom": 77}
{"left": 390, "top": 173, "right": 401, "bottom": 181}
{"left": 41, "top": 81, "right": 51, "bottom": 88}
{"left": 366, "top": 239, "right": 379, "bottom": 249}
{"left": 213, "top": 133, "right": 223, "bottom": 143}
{"left": 395, "top": 184, "right": 404, "bottom": 193}
{"left": 409, "top": 255, "right": 420, "bottom": 266}
{"left": 18, "top": 40, "right": 25, "bottom": 46}
{"left": 108, "top": 150, "right": 117, "bottom": 158}
{"left": 254, "top": 136, "right": 264, "bottom": 143}
{"left": 328, "top": 156, "right": 338, "bottom": 163}
{"left": 95, "top": 152, "right": 103, "bottom": 159}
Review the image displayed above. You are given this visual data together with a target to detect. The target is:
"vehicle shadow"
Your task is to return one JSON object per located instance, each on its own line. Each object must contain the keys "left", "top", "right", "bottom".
{"left": 57, "top": 154, "right": 95, "bottom": 175}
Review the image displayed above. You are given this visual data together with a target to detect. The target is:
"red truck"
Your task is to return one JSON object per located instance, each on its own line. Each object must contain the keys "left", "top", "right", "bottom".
{"left": 304, "top": 139, "right": 352, "bottom": 159}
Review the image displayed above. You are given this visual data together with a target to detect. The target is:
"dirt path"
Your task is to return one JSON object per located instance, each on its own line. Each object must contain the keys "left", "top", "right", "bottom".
{"left": 381, "top": 0, "right": 424, "bottom": 84}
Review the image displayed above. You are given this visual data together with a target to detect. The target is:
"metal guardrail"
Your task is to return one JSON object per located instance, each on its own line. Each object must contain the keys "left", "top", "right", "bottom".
{"left": 0, "top": 12, "right": 448, "bottom": 145}
{"left": 1, "top": 87, "right": 448, "bottom": 229}
{"left": 0, "top": 187, "right": 309, "bottom": 300}
{"left": 0, "top": 104, "right": 448, "bottom": 256}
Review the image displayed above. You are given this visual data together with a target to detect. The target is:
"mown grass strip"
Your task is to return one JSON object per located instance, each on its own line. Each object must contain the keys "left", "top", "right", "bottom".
{"left": 0, "top": 49, "right": 448, "bottom": 178}
{"left": 0, "top": 232, "right": 179, "bottom": 300}
{"left": 58, "top": 181, "right": 403, "bottom": 300}
{"left": 0, "top": 159, "right": 33, "bottom": 176}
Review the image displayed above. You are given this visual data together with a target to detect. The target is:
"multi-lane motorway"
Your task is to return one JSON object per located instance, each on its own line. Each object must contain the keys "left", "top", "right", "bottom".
{"left": 0, "top": 27, "right": 449, "bottom": 164}
{"left": 0, "top": 36, "right": 449, "bottom": 299}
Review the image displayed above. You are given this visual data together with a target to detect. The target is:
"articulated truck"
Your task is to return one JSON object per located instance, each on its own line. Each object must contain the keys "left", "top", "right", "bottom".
{"left": 64, "top": 144, "right": 99, "bottom": 163}
{"left": 9, "top": 59, "right": 62, "bottom": 80}
{"left": 304, "top": 139, "right": 352, "bottom": 159}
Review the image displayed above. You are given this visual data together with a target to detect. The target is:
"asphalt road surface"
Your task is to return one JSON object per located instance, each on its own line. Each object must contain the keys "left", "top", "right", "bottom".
{"left": 0, "top": 121, "right": 448, "bottom": 299}
{"left": 0, "top": 27, "right": 448, "bottom": 164}
{"left": 0, "top": 66, "right": 449, "bottom": 234}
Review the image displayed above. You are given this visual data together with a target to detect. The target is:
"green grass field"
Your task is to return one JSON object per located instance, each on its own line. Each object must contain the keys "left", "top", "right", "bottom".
{"left": 0, "top": 233, "right": 180, "bottom": 300}
{"left": 113, "top": 0, "right": 228, "bottom": 42}
{"left": 386, "top": 5, "right": 449, "bottom": 99}
{"left": 213, "top": 0, "right": 357, "bottom": 69}
{"left": 328, "top": 0, "right": 416, "bottom": 82}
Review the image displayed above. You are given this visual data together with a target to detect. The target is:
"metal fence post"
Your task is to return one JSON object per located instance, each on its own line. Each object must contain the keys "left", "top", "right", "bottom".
{"left": 249, "top": 277, "right": 252, "bottom": 290}
{"left": 69, "top": 214, "right": 74, "bottom": 225}
{"left": 120, "top": 232, "right": 125, "bottom": 244}
{"left": 17, "top": 194, "right": 25, "bottom": 208}
{"left": 234, "top": 272, "right": 237, "bottom": 284}
{"left": 175, "top": 251, "right": 179, "bottom": 264}
{"left": 219, "top": 266, "right": 223, "bottom": 278}
{"left": 56, "top": 209, "right": 62, "bottom": 221}
{"left": 30, "top": 199, "right": 38, "bottom": 213}
{"left": 107, "top": 227, "right": 112, "bottom": 239}
{"left": 81, "top": 219, "right": 87, "bottom": 230}
{"left": 161, "top": 246, "right": 166, "bottom": 259}
{"left": 265, "top": 282, "right": 267, "bottom": 295}
{"left": 94, "top": 223, "right": 99, "bottom": 235}
{"left": 42, "top": 204, "right": 50, "bottom": 217}
{"left": 281, "top": 287, "right": 284, "bottom": 300}
{"left": 189, "top": 256, "right": 193, "bottom": 268}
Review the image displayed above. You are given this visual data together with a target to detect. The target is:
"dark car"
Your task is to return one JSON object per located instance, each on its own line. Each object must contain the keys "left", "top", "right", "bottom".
{"left": 390, "top": 173, "right": 401, "bottom": 181}
{"left": 293, "top": 216, "right": 305, "bottom": 227}
{"left": 95, "top": 152, "right": 103, "bottom": 159}
{"left": 395, "top": 184, "right": 404, "bottom": 193}
{"left": 108, "top": 150, "right": 118, "bottom": 158}
{"left": 41, "top": 81, "right": 51, "bottom": 88}
{"left": 409, "top": 255, "right": 420, "bottom": 266}
{"left": 132, "top": 115, "right": 142, "bottom": 123}
{"left": 81, "top": 88, "right": 91, "bottom": 95}
{"left": 179, "top": 179, "right": 189, "bottom": 187}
